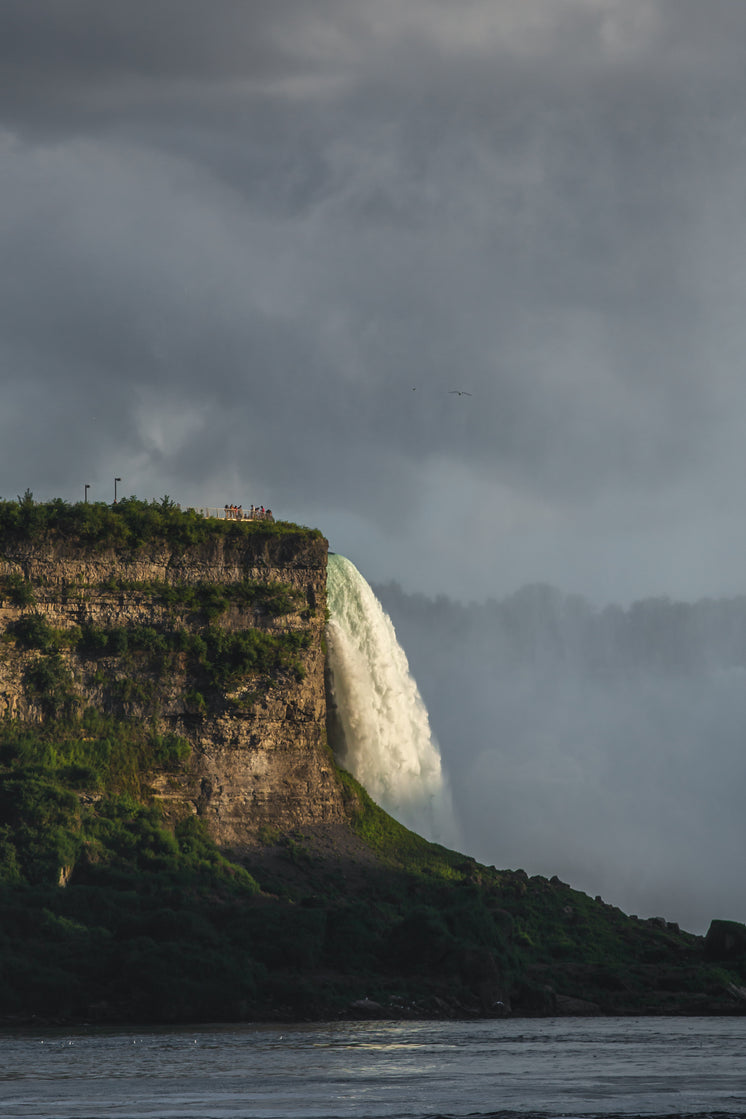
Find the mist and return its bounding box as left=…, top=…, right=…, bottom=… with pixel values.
left=375, top=580, right=746, bottom=934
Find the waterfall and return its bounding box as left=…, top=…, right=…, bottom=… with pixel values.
left=325, top=553, right=457, bottom=845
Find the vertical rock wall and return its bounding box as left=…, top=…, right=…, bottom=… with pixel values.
left=0, top=531, right=350, bottom=847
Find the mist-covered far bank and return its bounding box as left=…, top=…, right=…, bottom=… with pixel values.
left=374, top=580, right=746, bottom=935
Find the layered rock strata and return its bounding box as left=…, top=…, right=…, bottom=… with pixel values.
left=0, top=531, right=349, bottom=847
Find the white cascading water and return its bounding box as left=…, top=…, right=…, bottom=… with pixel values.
left=325, top=553, right=457, bottom=845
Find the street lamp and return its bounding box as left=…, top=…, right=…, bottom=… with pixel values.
left=84, top=484, right=90, bottom=503
left=114, top=477, right=121, bottom=504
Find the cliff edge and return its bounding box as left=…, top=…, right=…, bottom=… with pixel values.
left=0, top=497, right=347, bottom=848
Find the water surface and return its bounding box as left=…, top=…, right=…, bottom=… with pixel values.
left=1, top=1016, right=744, bottom=1119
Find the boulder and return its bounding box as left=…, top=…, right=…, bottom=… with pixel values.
left=705, top=919, right=746, bottom=960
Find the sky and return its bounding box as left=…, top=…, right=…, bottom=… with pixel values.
left=3, top=0, right=746, bottom=606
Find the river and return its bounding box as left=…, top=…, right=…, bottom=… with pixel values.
left=1, top=1016, right=744, bottom=1118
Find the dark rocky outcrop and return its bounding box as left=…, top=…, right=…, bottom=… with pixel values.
left=705, top=919, right=746, bottom=961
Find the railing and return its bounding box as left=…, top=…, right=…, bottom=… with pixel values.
left=189, top=506, right=274, bottom=522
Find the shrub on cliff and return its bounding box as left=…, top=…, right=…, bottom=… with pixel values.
left=0, top=573, right=35, bottom=606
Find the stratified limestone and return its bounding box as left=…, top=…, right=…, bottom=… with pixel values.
left=0, top=531, right=349, bottom=847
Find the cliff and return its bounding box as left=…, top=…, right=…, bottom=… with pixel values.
left=0, top=499, right=348, bottom=849
left=2, top=498, right=746, bottom=1025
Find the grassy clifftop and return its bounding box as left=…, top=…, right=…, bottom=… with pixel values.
left=0, top=491, right=324, bottom=550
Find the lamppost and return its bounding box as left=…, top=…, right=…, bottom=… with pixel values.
left=84, top=484, right=90, bottom=503
left=114, top=477, right=121, bottom=504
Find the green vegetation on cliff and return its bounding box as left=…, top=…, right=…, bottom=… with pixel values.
left=10, top=612, right=311, bottom=690
left=0, top=497, right=745, bottom=1024
left=0, top=494, right=345, bottom=1022
left=2, top=734, right=745, bottom=1023
left=0, top=492, right=323, bottom=550
left=0, top=497, right=318, bottom=728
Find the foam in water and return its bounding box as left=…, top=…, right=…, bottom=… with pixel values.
left=326, top=553, right=457, bottom=845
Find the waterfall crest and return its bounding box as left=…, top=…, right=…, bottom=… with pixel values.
left=326, top=553, right=456, bottom=845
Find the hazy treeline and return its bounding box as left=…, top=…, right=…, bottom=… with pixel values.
left=375, top=583, right=746, bottom=678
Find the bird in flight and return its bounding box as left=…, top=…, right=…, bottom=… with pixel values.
left=449, top=390, right=472, bottom=396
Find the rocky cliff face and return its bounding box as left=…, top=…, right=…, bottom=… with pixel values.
left=0, top=529, right=350, bottom=848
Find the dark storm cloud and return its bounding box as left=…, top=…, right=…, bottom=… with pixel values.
left=2, top=1, right=746, bottom=597
left=1, top=1, right=312, bottom=86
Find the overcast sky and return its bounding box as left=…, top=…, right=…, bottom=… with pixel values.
left=3, top=0, right=746, bottom=605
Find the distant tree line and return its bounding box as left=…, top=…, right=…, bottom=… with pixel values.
left=375, top=580, right=746, bottom=678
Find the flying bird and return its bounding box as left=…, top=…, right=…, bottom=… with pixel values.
left=448, top=390, right=472, bottom=396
